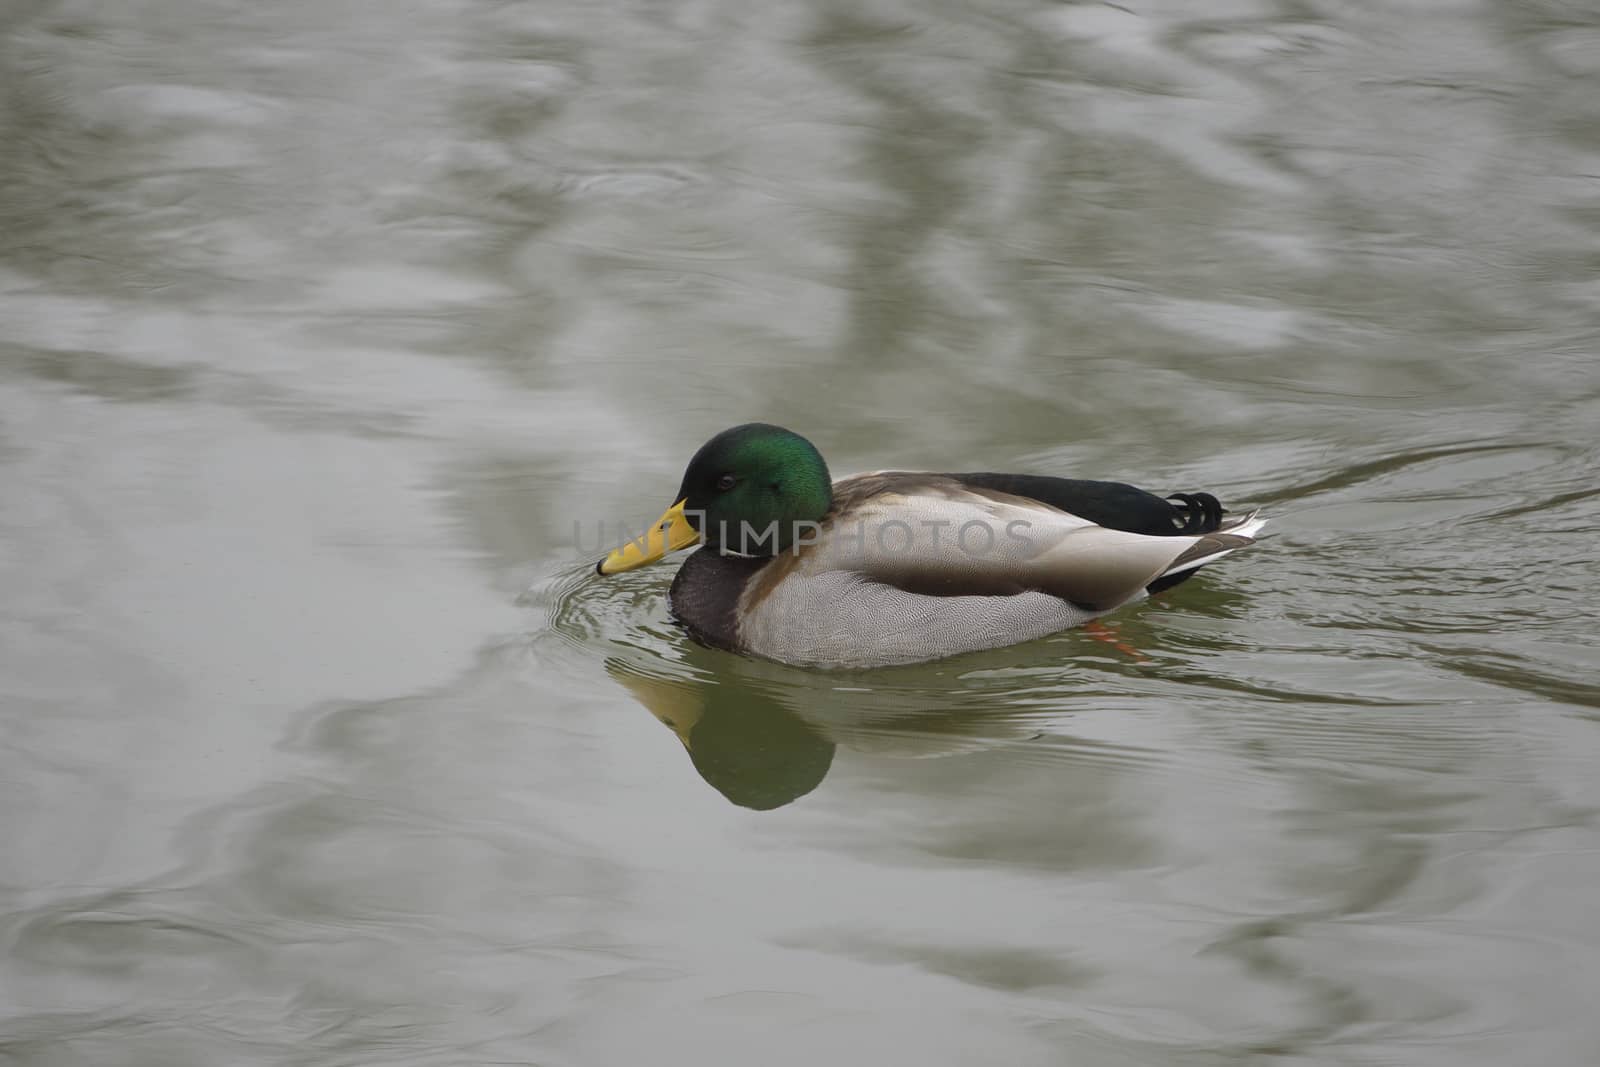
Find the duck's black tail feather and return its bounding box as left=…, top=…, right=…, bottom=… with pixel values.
left=1165, top=492, right=1226, bottom=534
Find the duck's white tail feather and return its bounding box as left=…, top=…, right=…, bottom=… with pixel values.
left=1159, top=510, right=1267, bottom=578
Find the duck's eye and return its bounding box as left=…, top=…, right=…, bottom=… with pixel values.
left=716, top=474, right=737, bottom=491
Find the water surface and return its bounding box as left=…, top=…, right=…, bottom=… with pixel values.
left=3, top=1, right=1599, bottom=1064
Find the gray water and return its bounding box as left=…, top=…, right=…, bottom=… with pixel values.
left=3, top=1, right=1599, bottom=1063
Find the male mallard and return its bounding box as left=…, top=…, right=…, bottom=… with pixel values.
left=597, top=424, right=1265, bottom=669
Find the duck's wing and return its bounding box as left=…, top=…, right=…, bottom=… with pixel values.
left=943, top=472, right=1227, bottom=535
left=813, top=473, right=1261, bottom=611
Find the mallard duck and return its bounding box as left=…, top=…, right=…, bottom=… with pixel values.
left=596, top=424, right=1265, bottom=669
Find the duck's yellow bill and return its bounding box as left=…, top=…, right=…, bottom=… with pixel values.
left=597, top=499, right=700, bottom=575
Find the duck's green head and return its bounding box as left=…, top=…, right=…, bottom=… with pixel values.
left=598, top=424, right=832, bottom=574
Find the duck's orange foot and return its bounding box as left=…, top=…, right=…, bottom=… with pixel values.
left=1082, top=620, right=1149, bottom=662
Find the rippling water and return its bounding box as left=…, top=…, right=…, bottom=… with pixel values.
left=4, top=0, right=1599, bottom=1063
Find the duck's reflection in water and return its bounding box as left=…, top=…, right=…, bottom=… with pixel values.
left=606, top=639, right=1097, bottom=811
left=611, top=657, right=835, bottom=810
